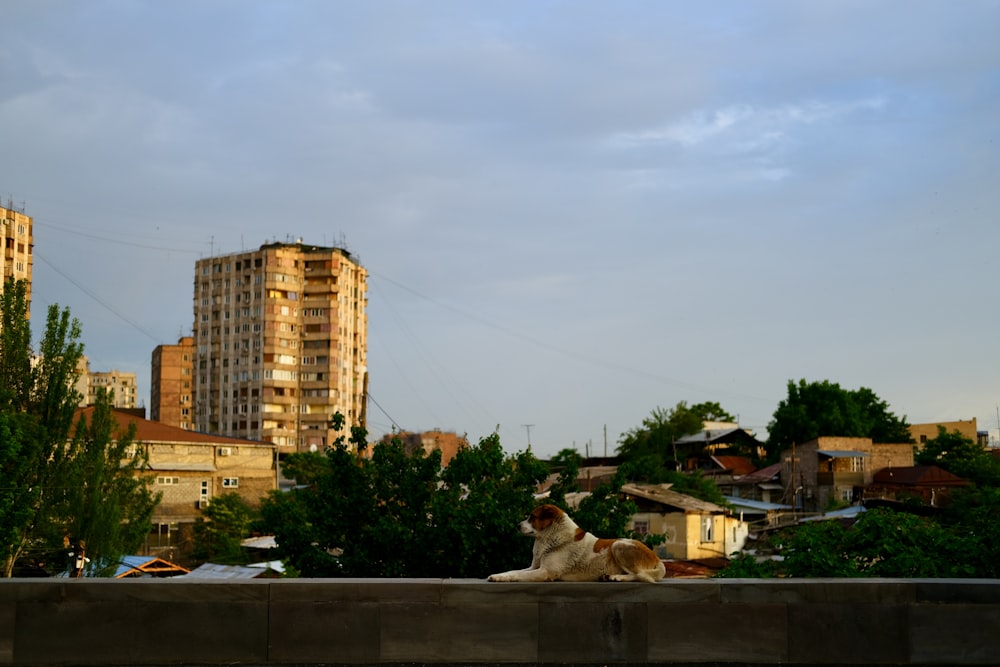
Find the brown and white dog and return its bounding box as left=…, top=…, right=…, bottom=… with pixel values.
left=487, top=504, right=666, bottom=583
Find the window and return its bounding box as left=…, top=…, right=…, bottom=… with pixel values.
left=157, top=476, right=180, bottom=485
left=222, top=477, right=239, bottom=488
left=632, top=520, right=649, bottom=535
left=700, top=516, right=714, bottom=542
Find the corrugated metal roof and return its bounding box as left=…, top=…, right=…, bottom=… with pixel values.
left=181, top=562, right=266, bottom=579
left=724, top=496, right=792, bottom=511
left=817, top=449, right=870, bottom=458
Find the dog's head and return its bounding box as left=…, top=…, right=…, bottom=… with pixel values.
left=519, top=504, right=566, bottom=536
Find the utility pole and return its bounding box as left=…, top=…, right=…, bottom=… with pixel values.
left=522, top=424, right=534, bottom=448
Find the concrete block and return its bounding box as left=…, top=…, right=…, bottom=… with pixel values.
left=381, top=602, right=538, bottom=663
left=910, top=603, right=1000, bottom=664
left=536, top=602, right=647, bottom=664
left=0, top=599, right=13, bottom=666
left=649, top=601, right=788, bottom=663
left=788, top=602, right=908, bottom=664
left=269, top=600, right=380, bottom=663
left=721, top=578, right=916, bottom=605
left=271, top=577, right=442, bottom=604
left=915, top=579, right=1000, bottom=604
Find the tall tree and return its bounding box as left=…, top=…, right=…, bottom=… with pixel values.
left=765, top=379, right=911, bottom=463
left=0, top=279, right=85, bottom=576
left=0, top=278, right=157, bottom=576
left=60, top=391, right=159, bottom=576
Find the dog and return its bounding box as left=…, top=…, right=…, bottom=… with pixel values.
left=487, top=504, right=666, bottom=583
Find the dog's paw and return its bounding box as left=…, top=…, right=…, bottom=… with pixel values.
left=487, top=574, right=503, bottom=582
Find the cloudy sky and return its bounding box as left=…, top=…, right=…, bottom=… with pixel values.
left=4, top=1, right=998, bottom=458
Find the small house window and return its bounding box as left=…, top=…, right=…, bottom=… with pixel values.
left=222, top=477, right=239, bottom=488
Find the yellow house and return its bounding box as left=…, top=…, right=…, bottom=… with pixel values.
left=621, top=483, right=748, bottom=560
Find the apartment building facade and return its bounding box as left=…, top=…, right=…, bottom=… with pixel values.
left=151, top=336, right=195, bottom=429
left=1, top=200, right=33, bottom=318
left=74, top=356, right=139, bottom=409
left=193, top=241, right=368, bottom=452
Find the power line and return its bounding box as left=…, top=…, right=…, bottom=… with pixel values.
left=367, top=392, right=402, bottom=433
left=34, top=251, right=162, bottom=343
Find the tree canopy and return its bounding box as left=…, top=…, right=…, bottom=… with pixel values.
left=765, top=379, right=911, bottom=463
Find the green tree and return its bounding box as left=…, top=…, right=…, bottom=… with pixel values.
left=618, top=401, right=736, bottom=478
left=0, top=278, right=85, bottom=576
left=192, top=492, right=257, bottom=565
left=766, top=380, right=911, bottom=463
left=0, top=279, right=157, bottom=577
left=916, top=427, right=1000, bottom=487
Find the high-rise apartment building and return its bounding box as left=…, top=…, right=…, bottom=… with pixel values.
left=151, top=336, right=195, bottom=429
left=1, top=199, right=33, bottom=318
left=193, top=241, right=368, bottom=452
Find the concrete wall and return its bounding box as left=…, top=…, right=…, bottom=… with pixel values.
left=2, top=578, right=999, bottom=665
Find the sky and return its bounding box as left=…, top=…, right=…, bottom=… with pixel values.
left=3, top=1, right=999, bottom=458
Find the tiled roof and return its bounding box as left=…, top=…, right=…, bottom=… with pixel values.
left=74, top=407, right=268, bottom=447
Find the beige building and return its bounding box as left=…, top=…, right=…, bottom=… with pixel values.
left=75, top=407, right=278, bottom=560
left=151, top=336, right=195, bottom=429
left=193, top=241, right=368, bottom=452
left=621, top=483, right=749, bottom=560
left=74, top=357, right=139, bottom=409
left=909, top=418, right=979, bottom=445
left=780, top=436, right=914, bottom=512
left=1, top=200, right=33, bottom=319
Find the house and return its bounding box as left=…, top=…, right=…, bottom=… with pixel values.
left=725, top=462, right=784, bottom=503
left=779, top=437, right=914, bottom=512
left=863, top=465, right=968, bottom=508
left=675, top=426, right=764, bottom=471
left=620, top=483, right=748, bottom=560
left=74, top=407, right=278, bottom=559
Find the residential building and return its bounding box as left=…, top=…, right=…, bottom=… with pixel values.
left=74, top=407, right=278, bottom=560
left=779, top=437, right=914, bottom=512
left=74, top=356, right=139, bottom=409
left=193, top=241, right=368, bottom=452
left=675, top=425, right=764, bottom=471
left=1, top=199, right=33, bottom=320
left=621, top=483, right=749, bottom=560
left=151, top=336, right=195, bottom=429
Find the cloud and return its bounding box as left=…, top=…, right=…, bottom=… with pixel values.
left=610, top=97, right=887, bottom=150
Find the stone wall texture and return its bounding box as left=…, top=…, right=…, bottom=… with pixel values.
left=2, top=578, right=999, bottom=665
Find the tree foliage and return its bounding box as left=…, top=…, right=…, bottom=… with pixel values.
left=192, top=492, right=258, bottom=565
left=260, top=418, right=652, bottom=577
left=719, top=493, right=1000, bottom=579
left=765, top=379, right=911, bottom=463
left=617, top=401, right=736, bottom=477
left=0, top=278, right=157, bottom=576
